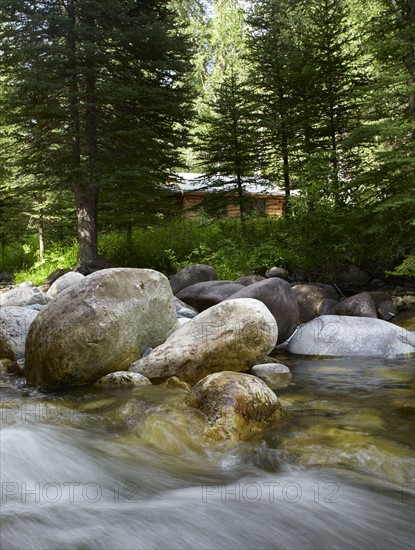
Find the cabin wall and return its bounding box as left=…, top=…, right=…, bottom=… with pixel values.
left=181, top=192, right=285, bottom=219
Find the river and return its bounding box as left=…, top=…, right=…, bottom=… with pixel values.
left=1, top=352, right=414, bottom=550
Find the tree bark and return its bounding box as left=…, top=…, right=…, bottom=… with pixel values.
left=236, top=171, right=247, bottom=238
left=74, top=184, right=100, bottom=274
left=38, top=215, right=44, bottom=261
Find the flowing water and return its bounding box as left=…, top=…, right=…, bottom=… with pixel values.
left=1, top=352, right=414, bottom=550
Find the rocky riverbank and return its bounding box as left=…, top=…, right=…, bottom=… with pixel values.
left=1, top=265, right=414, bottom=442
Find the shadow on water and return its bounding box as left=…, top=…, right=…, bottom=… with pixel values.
left=1, top=355, right=414, bottom=549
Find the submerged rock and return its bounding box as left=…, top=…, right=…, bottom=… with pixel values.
left=251, top=363, right=292, bottom=390
left=95, top=372, right=151, bottom=386
left=287, top=315, right=415, bottom=357
left=185, top=371, right=285, bottom=441
left=130, top=298, right=278, bottom=384
left=25, top=268, right=178, bottom=391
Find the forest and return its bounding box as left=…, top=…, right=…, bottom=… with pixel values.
left=0, top=0, right=414, bottom=283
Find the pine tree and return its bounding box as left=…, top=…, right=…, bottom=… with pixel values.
left=248, top=0, right=300, bottom=216
left=1, top=0, right=192, bottom=272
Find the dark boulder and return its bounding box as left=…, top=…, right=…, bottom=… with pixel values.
left=169, top=264, right=218, bottom=295
left=176, top=280, right=244, bottom=312
left=225, top=278, right=299, bottom=344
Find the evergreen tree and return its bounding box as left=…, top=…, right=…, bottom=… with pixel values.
left=248, top=0, right=300, bottom=216
left=195, top=64, right=258, bottom=234
left=1, top=0, right=191, bottom=272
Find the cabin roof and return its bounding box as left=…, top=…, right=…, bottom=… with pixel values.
left=170, top=173, right=286, bottom=195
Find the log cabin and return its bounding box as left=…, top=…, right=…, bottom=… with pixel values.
left=169, top=173, right=287, bottom=219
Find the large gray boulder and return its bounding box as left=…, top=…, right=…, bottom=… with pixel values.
left=130, top=298, right=278, bottom=384
left=0, top=307, right=39, bottom=360
left=169, top=264, right=218, bottom=295
left=47, top=271, right=85, bottom=299
left=287, top=315, right=415, bottom=357
left=333, top=292, right=378, bottom=318
left=176, top=280, right=244, bottom=312
left=25, top=268, right=178, bottom=391
left=0, top=285, right=48, bottom=308
left=184, top=371, right=285, bottom=441
left=224, top=278, right=299, bottom=344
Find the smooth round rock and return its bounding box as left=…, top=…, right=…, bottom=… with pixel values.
left=287, top=315, right=415, bottom=357
left=224, top=278, right=299, bottom=344
left=130, top=298, right=278, bottom=384
left=47, top=272, right=85, bottom=299
left=95, top=372, right=151, bottom=386
left=265, top=267, right=289, bottom=280
left=333, top=292, right=378, bottom=318
left=176, top=280, right=244, bottom=312
left=185, top=371, right=285, bottom=441
left=25, top=268, right=178, bottom=391
left=251, top=363, right=292, bottom=390
left=169, top=264, right=218, bottom=295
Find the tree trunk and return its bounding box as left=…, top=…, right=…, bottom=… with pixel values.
left=38, top=215, right=45, bottom=261
left=74, top=184, right=101, bottom=274
left=281, top=130, right=291, bottom=218
left=72, top=2, right=103, bottom=274
left=236, top=172, right=247, bottom=238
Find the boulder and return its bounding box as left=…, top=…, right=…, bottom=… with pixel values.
left=173, top=296, right=198, bottom=314
left=224, top=278, right=299, bottom=344
left=0, top=306, right=40, bottom=360
left=47, top=272, right=85, bottom=299
left=161, top=376, right=191, bottom=391
left=0, top=358, right=17, bottom=376
left=130, top=298, right=278, bottom=384
left=0, top=285, right=48, bottom=308
left=265, top=267, right=289, bottom=280
left=234, top=275, right=266, bottom=286
left=377, top=300, right=399, bottom=321
left=169, top=264, right=218, bottom=295
left=25, top=268, right=178, bottom=391
left=287, top=315, right=415, bottom=357
left=95, top=372, right=151, bottom=387
left=293, top=284, right=340, bottom=324
left=333, top=292, right=378, bottom=318
left=368, top=291, right=392, bottom=306
left=45, top=269, right=68, bottom=285
left=251, top=363, right=292, bottom=390
left=0, top=272, right=14, bottom=284
left=176, top=280, right=244, bottom=312
left=184, top=371, right=285, bottom=441
left=317, top=298, right=338, bottom=316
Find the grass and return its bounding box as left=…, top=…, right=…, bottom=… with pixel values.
left=2, top=211, right=414, bottom=286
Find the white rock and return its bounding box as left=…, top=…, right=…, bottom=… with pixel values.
left=287, top=315, right=415, bottom=357
left=0, top=307, right=39, bottom=360
left=0, top=286, right=48, bottom=308
left=47, top=272, right=85, bottom=299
